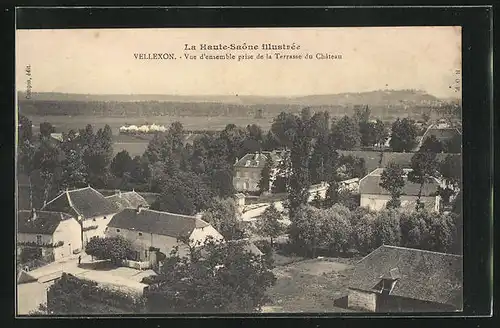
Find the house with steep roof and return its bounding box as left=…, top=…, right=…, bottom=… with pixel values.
left=418, top=124, right=462, bottom=152
left=348, top=245, right=463, bottom=312
left=105, top=190, right=149, bottom=211
left=105, top=207, right=224, bottom=262
left=233, top=151, right=284, bottom=192
left=41, top=186, right=121, bottom=245
left=359, top=168, right=441, bottom=212
left=17, top=209, right=82, bottom=261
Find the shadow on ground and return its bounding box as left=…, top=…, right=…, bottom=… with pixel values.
left=78, top=261, right=118, bottom=271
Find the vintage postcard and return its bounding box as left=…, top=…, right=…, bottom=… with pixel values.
left=16, top=27, right=463, bottom=315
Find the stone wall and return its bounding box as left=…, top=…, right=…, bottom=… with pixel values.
left=348, top=288, right=377, bottom=312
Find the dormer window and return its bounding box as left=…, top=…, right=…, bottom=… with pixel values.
left=374, top=268, right=401, bottom=295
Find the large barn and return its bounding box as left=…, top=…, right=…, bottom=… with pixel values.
left=348, top=245, right=463, bottom=312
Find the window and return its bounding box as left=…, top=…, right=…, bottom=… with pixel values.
left=103, top=216, right=107, bottom=220
left=36, top=235, right=42, bottom=245
left=139, top=232, right=143, bottom=236
left=116, top=229, right=120, bottom=233
left=93, top=218, right=96, bottom=222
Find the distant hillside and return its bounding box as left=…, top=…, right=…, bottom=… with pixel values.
left=19, top=89, right=449, bottom=106
left=18, top=90, right=458, bottom=119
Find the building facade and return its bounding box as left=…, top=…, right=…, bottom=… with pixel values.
left=359, top=168, right=441, bottom=212
left=42, top=186, right=121, bottom=246
left=106, top=207, right=224, bottom=263
left=233, top=151, right=283, bottom=192
left=17, top=210, right=82, bottom=261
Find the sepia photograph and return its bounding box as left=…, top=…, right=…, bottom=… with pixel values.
left=15, top=26, right=463, bottom=315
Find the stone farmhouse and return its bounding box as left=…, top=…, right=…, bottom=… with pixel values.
left=105, top=207, right=224, bottom=264
left=41, top=186, right=122, bottom=245
left=348, top=245, right=463, bottom=312
left=233, top=151, right=284, bottom=192
left=17, top=209, right=82, bottom=261
left=359, top=168, right=441, bottom=212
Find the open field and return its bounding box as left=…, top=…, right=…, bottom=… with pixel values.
left=263, top=257, right=359, bottom=313
left=26, top=115, right=274, bottom=135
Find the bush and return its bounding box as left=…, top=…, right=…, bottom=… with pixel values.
left=253, top=240, right=273, bottom=254
left=85, top=236, right=134, bottom=265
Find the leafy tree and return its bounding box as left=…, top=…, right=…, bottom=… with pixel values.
left=269, top=112, right=299, bottom=149
left=330, top=115, right=361, bottom=150
left=129, top=155, right=150, bottom=184
left=445, top=133, right=462, bottom=153
left=321, top=204, right=353, bottom=253
left=337, top=189, right=360, bottom=211
left=351, top=210, right=376, bottom=254
left=85, top=236, right=134, bottom=265
left=309, top=111, right=330, bottom=138
left=255, top=203, right=285, bottom=247
left=18, top=114, right=33, bottom=146
left=60, top=131, right=88, bottom=189
left=324, top=181, right=340, bottom=208
left=246, top=124, right=264, bottom=144
left=287, top=114, right=313, bottom=214
left=353, top=105, right=371, bottom=124
left=359, top=121, right=378, bottom=147
left=144, top=133, right=168, bottom=164
left=420, top=135, right=445, bottom=153
left=408, top=151, right=438, bottom=209
left=39, top=122, right=56, bottom=139
left=373, top=209, right=401, bottom=247
left=168, top=121, right=184, bottom=153
left=110, top=150, right=133, bottom=178
left=145, top=237, right=276, bottom=313
left=32, top=138, right=64, bottom=205
left=373, top=119, right=389, bottom=148
left=220, top=124, right=248, bottom=164
left=46, top=273, right=145, bottom=314
left=257, top=156, right=273, bottom=194
left=390, top=118, right=418, bottom=152
left=336, top=155, right=366, bottom=180
left=309, top=134, right=338, bottom=184
left=202, top=197, right=245, bottom=240
left=151, top=171, right=213, bottom=215
left=399, top=210, right=431, bottom=249
left=439, top=155, right=462, bottom=189
left=379, top=162, right=405, bottom=209
left=426, top=212, right=457, bottom=253
left=210, top=168, right=235, bottom=198
left=288, top=205, right=323, bottom=258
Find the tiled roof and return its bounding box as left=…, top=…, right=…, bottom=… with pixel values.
left=359, top=168, right=439, bottom=197
left=198, top=238, right=263, bottom=258
left=17, top=210, right=73, bottom=235
left=422, top=125, right=461, bottom=144
left=234, top=151, right=283, bottom=168
left=42, top=187, right=120, bottom=219
left=106, top=191, right=149, bottom=211
left=349, top=245, right=463, bottom=308
left=337, top=150, right=460, bottom=173
left=108, top=208, right=210, bottom=238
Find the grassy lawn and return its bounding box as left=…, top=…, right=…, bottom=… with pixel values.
left=264, top=256, right=360, bottom=313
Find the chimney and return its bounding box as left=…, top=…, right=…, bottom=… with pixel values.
left=136, top=204, right=143, bottom=214
left=115, top=189, right=121, bottom=197
left=31, top=208, right=37, bottom=220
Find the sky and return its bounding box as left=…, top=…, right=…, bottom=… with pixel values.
left=16, top=27, right=462, bottom=98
